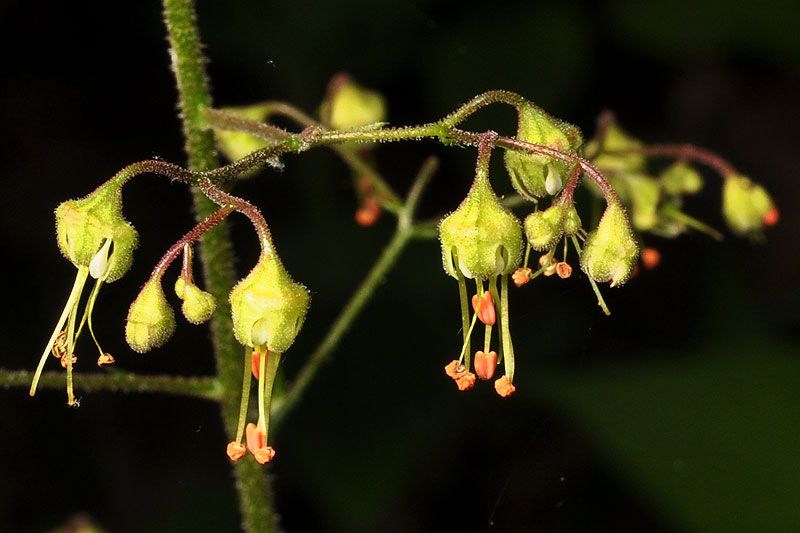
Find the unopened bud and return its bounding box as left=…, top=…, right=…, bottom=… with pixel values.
left=580, top=202, right=639, bottom=287
left=524, top=205, right=563, bottom=251
left=722, top=175, right=775, bottom=235
left=660, top=161, right=703, bottom=195
left=181, top=284, right=217, bottom=325
left=125, top=277, right=176, bottom=353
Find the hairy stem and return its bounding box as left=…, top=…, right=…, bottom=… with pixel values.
left=162, top=1, right=277, bottom=531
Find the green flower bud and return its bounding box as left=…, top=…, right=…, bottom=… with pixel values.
left=580, top=202, right=639, bottom=287
left=563, top=204, right=582, bottom=236
left=623, top=173, right=661, bottom=231
left=524, top=205, right=563, bottom=251
left=126, top=276, right=176, bottom=353
left=586, top=122, right=646, bottom=173
left=216, top=104, right=272, bottom=163
left=229, top=255, right=310, bottom=352
left=321, top=74, right=386, bottom=130
left=174, top=276, right=187, bottom=299
left=504, top=101, right=583, bottom=200
left=55, top=180, right=138, bottom=282
left=180, top=284, right=217, bottom=325
left=439, top=176, right=523, bottom=280
left=660, top=161, right=703, bottom=195
left=722, top=175, right=774, bottom=235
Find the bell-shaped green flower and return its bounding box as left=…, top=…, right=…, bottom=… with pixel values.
left=215, top=104, right=273, bottom=163
left=126, top=276, right=176, bottom=353
left=586, top=121, right=646, bottom=173
left=229, top=254, right=310, bottom=352
left=504, top=101, right=583, bottom=200
left=524, top=205, right=564, bottom=251
left=623, top=173, right=661, bottom=231
left=580, top=202, right=639, bottom=287
left=55, top=179, right=138, bottom=283
left=722, top=175, right=775, bottom=235
left=660, top=161, right=703, bottom=195
left=320, top=74, right=386, bottom=130
left=439, top=176, right=523, bottom=280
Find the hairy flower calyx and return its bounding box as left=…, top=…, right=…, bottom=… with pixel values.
left=125, top=275, right=176, bottom=353
left=504, top=100, right=583, bottom=200
left=580, top=202, right=639, bottom=287
left=439, top=176, right=523, bottom=280
left=229, top=253, right=310, bottom=352
left=56, top=179, right=138, bottom=283
left=722, top=175, right=777, bottom=236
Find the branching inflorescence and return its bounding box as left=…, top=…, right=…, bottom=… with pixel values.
left=30, top=77, right=777, bottom=465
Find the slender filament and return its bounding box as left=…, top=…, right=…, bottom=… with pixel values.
left=234, top=347, right=254, bottom=444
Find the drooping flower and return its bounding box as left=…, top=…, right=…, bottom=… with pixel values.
left=32, top=176, right=138, bottom=405
left=439, top=160, right=523, bottom=397
left=225, top=250, right=310, bottom=463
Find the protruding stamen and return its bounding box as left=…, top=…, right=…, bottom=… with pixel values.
left=471, top=289, right=496, bottom=326
left=494, top=375, right=516, bottom=397
left=234, top=347, right=254, bottom=447
left=251, top=349, right=261, bottom=380
left=498, top=274, right=515, bottom=383
left=31, top=266, right=89, bottom=397
left=512, top=268, right=532, bottom=287
left=572, top=235, right=610, bottom=316
left=763, top=205, right=779, bottom=226
left=641, top=248, right=661, bottom=270
left=474, top=350, right=497, bottom=381
left=97, top=353, right=115, bottom=367
left=444, top=360, right=476, bottom=391
left=456, top=269, right=471, bottom=370
left=556, top=262, right=572, bottom=279
left=226, top=441, right=246, bottom=461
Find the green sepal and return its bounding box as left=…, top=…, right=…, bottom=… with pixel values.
left=229, top=254, right=310, bottom=352
left=587, top=122, right=646, bottom=173
left=722, top=175, right=774, bottom=235
left=580, top=202, right=639, bottom=286
left=660, top=161, right=703, bottom=195
left=439, top=176, right=523, bottom=280
left=125, top=276, right=176, bottom=353
left=55, top=179, right=138, bottom=283
left=504, top=101, right=583, bottom=200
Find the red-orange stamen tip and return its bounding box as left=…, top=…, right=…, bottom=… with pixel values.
left=512, top=268, right=532, bottom=287
left=556, top=262, right=573, bottom=279
left=355, top=198, right=381, bottom=226
left=251, top=350, right=261, bottom=380
left=641, top=248, right=661, bottom=270
left=245, top=422, right=262, bottom=454
left=97, top=353, right=115, bottom=368
left=456, top=372, right=476, bottom=391
left=253, top=446, right=276, bottom=464
left=226, top=441, right=246, bottom=461
left=763, top=205, right=779, bottom=226
left=474, top=350, right=497, bottom=381
left=494, top=376, right=516, bottom=397
left=444, top=360, right=460, bottom=379
left=471, top=292, right=496, bottom=325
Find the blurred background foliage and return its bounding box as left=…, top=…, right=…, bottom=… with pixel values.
left=1, top=0, right=798, bottom=531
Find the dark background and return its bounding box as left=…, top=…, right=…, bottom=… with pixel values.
left=1, top=1, right=799, bottom=531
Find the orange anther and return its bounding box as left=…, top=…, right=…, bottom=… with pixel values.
left=556, top=262, right=573, bottom=279
left=245, top=422, right=263, bottom=454
left=226, top=441, right=246, bottom=461
left=355, top=202, right=381, bottom=226
left=471, top=291, right=496, bottom=325
left=641, top=248, right=661, bottom=270
left=60, top=353, right=77, bottom=369
left=474, top=350, right=497, bottom=381
left=512, top=268, right=532, bottom=287
left=763, top=205, right=779, bottom=226
left=444, top=360, right=460, bottom=379
left=251, top=350, right=261, bottom=380
left=494, top=375, right=516, bottom=397
left=445, top=359, right=476, bottom=391
left=97, top=353, right=115, bottom=368
left=538, top=254, right=553, bottom=267
left=253, top=446, right=276, bottom=464
left=455, top=372, right=476, bottom=391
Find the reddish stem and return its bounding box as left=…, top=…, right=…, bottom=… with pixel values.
left=198, top=180, right=274, bottom=256
left=623, top=144, right=739, bottom=178
left=152, top=205, right=234, bottom=278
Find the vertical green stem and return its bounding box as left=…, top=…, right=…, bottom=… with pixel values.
left=162, top=1, right=277, bottom=531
